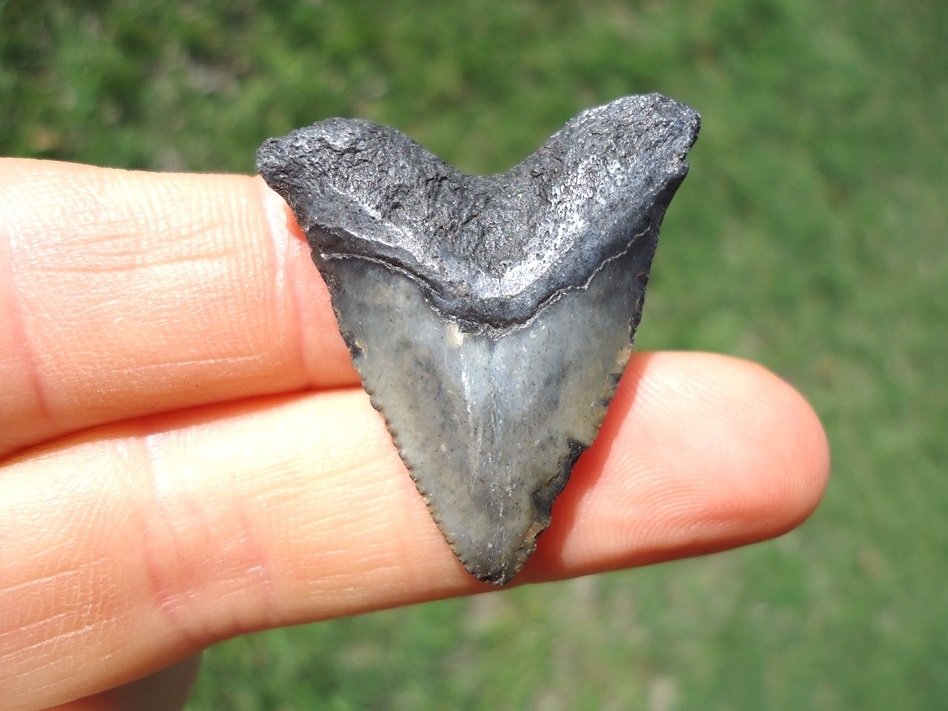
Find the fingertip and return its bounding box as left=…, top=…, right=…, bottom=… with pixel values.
left=751, top=360, right=831, bottom=531
left=529, top=352, right=830, bottom=578
left=655, top=353, right=830, bottom=535
left=680, top=354, right=830, bottom=536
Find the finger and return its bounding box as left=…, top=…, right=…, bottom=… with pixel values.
left=525, top=351, right=830, bottom=579
left=0, top=352, right=829, bottom=710
left=0, top=159, right=357, bottom=457
left=47, top=655, right=201, bottom=711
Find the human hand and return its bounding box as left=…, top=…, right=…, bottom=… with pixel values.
left=0, top=159, right=829, bottom=711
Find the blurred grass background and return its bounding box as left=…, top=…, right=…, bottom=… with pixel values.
left=2, top=0, right=946, bottom=708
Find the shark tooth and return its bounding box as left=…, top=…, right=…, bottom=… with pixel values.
left=257, top=94, right=699, bottom=585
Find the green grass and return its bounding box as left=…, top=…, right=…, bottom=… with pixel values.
left=3, top=0, right=946, bottom=708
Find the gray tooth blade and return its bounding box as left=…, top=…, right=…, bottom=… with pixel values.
left=257, top=94, right=700, bottom=585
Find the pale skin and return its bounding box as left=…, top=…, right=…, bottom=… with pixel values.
left=0, top=158, right=830, bottom=711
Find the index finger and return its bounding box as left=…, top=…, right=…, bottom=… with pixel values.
left=0, top=159, right=358, bottom=457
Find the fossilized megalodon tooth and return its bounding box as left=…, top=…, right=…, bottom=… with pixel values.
left=257, top=94, right=699, bottom=585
